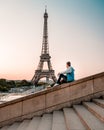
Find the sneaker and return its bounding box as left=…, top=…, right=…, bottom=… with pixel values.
left=47, top=85, right=51, bottom=89
left=53, top=83, right=59, bottom=87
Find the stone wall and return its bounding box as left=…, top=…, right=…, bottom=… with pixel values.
left=0, top=72, right=104, bottom=127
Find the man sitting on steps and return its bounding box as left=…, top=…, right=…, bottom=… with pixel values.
left=53, top=61, right=75, bottom=86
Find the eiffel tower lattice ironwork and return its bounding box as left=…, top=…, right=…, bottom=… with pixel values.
left=32, top=8, right=57, bottom=85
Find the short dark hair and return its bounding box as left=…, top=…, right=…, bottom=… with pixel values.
left=66, top=61, right=71, bottom=66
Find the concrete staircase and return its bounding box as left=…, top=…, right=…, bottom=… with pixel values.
left=0, top=98, right=104, bottom=130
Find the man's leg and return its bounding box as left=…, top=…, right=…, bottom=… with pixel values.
left=61, top=79, right=67, bottom=84
left=57, top=74, right=67, bottom=85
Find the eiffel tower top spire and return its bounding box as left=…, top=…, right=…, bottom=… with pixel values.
left=45, top=5, right=47, bottom=13
left=41, top=7, right=49, bottom=54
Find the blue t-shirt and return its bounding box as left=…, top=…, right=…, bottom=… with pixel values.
left=67, top=67, right=75, bottom=82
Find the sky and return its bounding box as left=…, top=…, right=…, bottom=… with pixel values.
left=0, top=0, right=104, bottom=80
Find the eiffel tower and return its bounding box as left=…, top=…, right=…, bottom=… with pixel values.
left=32, top=8, right=57, bottom=85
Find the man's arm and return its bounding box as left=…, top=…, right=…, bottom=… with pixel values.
left=60, top=67, right=72, bottom=74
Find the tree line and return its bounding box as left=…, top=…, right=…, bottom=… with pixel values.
left=0, top=79, right=32, bottom=92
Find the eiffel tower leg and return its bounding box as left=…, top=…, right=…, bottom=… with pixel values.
left=52, top=75, right=57, bottom=83
left=37, top=60, right=44, bottom=70
left=34, top=77, right=40, bottom=86
left=47, top=60, right=52, bottom=70
left=31, top=75, right=35, bottom=83
left=32, top=72, right=40, bottom=86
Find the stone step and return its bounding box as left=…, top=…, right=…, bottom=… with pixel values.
left=63, top=108, right=86, bottom=130
left=7, top=123, right=20, bottom=130
left=52, top=111, right=67, bottom=130
left=16, top=120, right=30, bottom=130
left=73, top=105, right=104, bottom=130
left=37, top=114, right=52, bottom=130
left=0, top=126, right=9, bottom=130
left=83, top=102, right=104, bottom=122
left=93, top=99, right=104, bottom=108
left=26, top=117, right=41, bottom=130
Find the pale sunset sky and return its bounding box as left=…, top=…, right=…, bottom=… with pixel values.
left=0, top=0, right=104, bottom=80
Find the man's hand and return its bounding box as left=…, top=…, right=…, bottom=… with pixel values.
left=57, top=73, right=60, bottom=76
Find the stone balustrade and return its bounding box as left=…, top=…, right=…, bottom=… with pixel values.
left=0, top=72, right=104, bottom=127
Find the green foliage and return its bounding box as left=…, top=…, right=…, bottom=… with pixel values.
left=0, top=79, right=7, bottom=86
left=6, top=81, right=16, bottom=89
left=0, top=85, right=9, bottom=92
left=0, top=79, right=32, bottom=92
left=16, top=80, right=32, bottom=87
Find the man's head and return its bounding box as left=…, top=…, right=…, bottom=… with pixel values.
left=66, top=61, right=71, bottom=68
